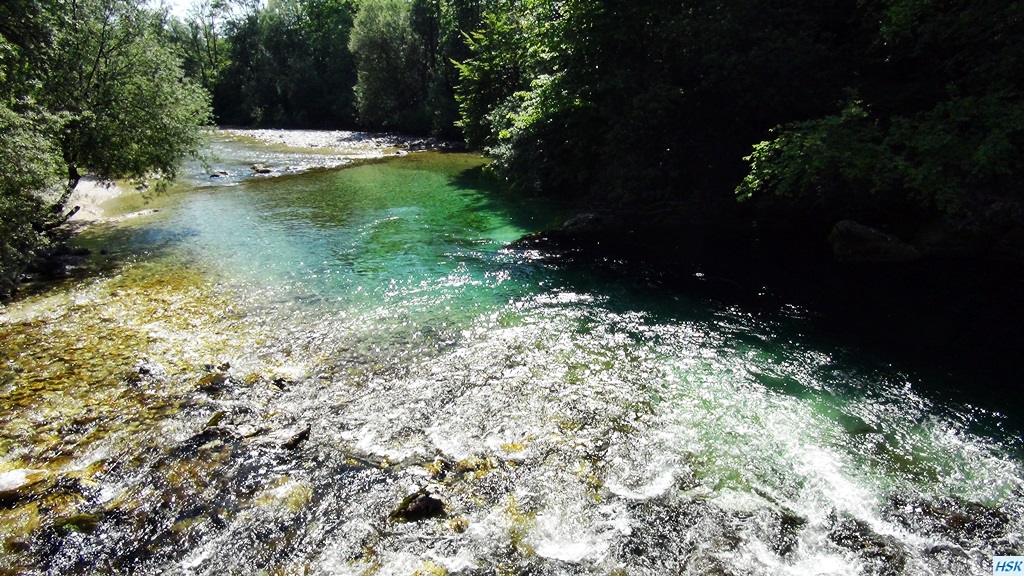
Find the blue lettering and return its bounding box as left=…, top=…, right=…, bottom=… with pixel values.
left=995, top=560, right=1024, bottom=572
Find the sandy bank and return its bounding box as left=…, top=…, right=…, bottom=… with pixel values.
left=67, top=178, right=127, bottom=223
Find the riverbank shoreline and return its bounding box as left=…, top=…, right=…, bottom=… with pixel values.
left=65, top=177, right=128, bottom=225
left=219, top=127, right=466, bottom=156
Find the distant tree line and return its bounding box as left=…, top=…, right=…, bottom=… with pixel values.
left=177, top=0, right=1022, bottom=232
left=3, top=0, right=1021, bottom=295
left=168, top=0, right=481, bottom=136
left=453, top=0, right=1023, bottom=236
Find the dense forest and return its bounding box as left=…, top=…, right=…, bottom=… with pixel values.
left=2, top=0, right=1023, bottom=296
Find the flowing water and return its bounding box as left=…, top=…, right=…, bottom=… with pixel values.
left=1, top=132, right=1021, bottom=575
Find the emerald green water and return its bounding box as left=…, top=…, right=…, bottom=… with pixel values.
left=1, top=135, right=1021, bottom=575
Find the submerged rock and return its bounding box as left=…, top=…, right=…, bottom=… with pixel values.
left=753, top=508, right=808, bottom=557
left=886, top=495, right=1011, bottom=549
left=131, top=360, right=168, bottom=384
left=827, top=513, right=907, bottom=576
left=205, top=411, right=227, bottom=428
left=252, top=423, right=311, bottom=450
left=390, top=490, right=446, bottom=522
left=251, top=163, right=272, bottom=174
left=24, top=243, right=92, bottom=281
left=279, top=424, right=310, bottom=450
left=510, top=212, right=619, bottom=252
left=53, top=512, right=103, bottom=535
left=253, top=477, right=313, bottom=512
left=683, top=552, right=735, bottom=576
left=197, top=371, right=231, bottom=394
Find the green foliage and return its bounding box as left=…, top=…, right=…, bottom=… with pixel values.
left=455, top=8, right=530, bottom=150
left=738, top=0, right=1024, bottom=217
left=215, top=0, right=358, bottom=127
left=737, top=101, right=891, bottom=208
left=40, top=0, right=212, bottom=184
left=166, top=0, right=231, bottom=95
left=0, top=0, right=212, bottom=296
left=197, top=0, right=481, bottom=134
left=456, top=0, right=602, bottom=193
left=415, top=0, right=483, bottom=137
left=349, top=0, right=429, bottom=131
left=456, top=0, right=866, bottom=202
left=450, top=0, right=1022, bottom=231
left=0, top=105, right=62, bottom=295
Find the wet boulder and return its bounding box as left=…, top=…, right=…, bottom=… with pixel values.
left=915, top=201, right=1024, bottom=260
left=390, top=490, right=446, bottom=522
left=829, top=220, right=921, bottom=262
left=197, top=370, right=231, bottom=394
left=920, top=543, right=974, bottom=575
left=251, top=163, right=272, bottom=174
left=509, top=212, right=623, bottom=253
left=130, top=360, right=168, bottom=385
left=616, top=497, right=739, bottom=573
left=277, top=424, right=311, bottom=450
left=752, top=508, right=808, bottom=557
left=0, top=469, right=50, bottom=505
left=250, top=423, right=311, bottom=450
left=683, top=552, right=735, bottom=576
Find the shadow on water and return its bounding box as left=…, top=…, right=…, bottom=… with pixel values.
left=540, top=242, right=1024, bottom=445
left=5, top=142, right=1022, bottom=575
left=11, top=222, right=203, bottom=300
left=448, top=164, right=572, bottom=236
left=80, top=224, right=202, bottom=270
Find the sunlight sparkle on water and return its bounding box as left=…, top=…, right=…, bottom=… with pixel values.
left=1, top=133, right=1020, bottom=576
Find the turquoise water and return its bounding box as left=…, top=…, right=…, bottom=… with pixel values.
left=1, top=136, right=1021, bottom=575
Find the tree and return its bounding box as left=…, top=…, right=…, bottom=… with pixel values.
left=738, top=0, right=1024, bottom=225
left=41, top=0, right=211, bottom=205
left=166, top=0, right=231, bottom=95
left=214, top=0, right=358, bottom=127
left=197, top=0, right=476, bottom=134
left=409, top=0, right=483, bottom=137
left=455, top=5, right=529, bottom=149
left=0, top=106, right=64, bottom=295
left=348, top=0, right=428, bottom=131
left=455, top=0, right=869, bottom=202
left=0, top=0, right=211, bottom=297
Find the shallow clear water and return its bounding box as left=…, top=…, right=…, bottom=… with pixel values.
left=1, top=134, right=1021, bottom=575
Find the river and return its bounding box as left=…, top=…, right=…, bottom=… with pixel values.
left=0, top=131, right=1021, bottom=575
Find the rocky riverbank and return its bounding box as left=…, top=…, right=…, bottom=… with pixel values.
left=221, top=128, right=465, bottom=156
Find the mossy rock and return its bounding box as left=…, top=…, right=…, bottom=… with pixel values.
left=0, top=469, right=50, bottom=506
left=53, top=512, right=103, bottom=535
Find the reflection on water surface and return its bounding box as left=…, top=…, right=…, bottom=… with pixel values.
left=0, top=134, right=1020, bottom=575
